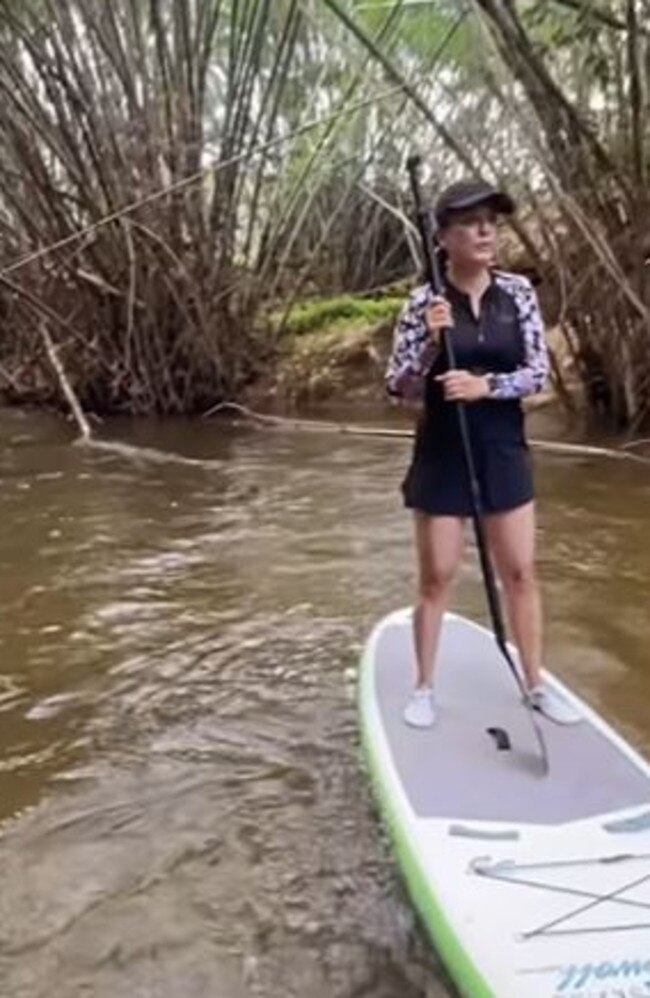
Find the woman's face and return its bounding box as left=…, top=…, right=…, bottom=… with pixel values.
left=439, top=205, right=498, bottom=268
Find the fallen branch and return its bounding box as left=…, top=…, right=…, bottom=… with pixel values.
left=39, top=321, right=92, bottom=441
left=84, top=439, right=223, bottom=470
left=621, top=437, right=650, bottom=450
left=31, top=319, right=223, bottom=470
left=205, top=401, right=650, bottom=466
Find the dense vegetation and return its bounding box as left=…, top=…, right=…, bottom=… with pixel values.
left=0, top=1, right=648, bottom=427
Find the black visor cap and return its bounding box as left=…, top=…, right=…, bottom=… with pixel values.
left=435, top=180, right=515, bottom=228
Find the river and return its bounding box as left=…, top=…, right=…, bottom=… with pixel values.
left=0, top=406, right=648, bottom=998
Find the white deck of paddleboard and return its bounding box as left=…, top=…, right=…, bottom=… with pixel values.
left=362, top=608, right=650, bottom=998
left=375, top=611, right=650, bottom=824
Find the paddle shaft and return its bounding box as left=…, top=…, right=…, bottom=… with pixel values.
left=406, top=158, right=549, bottom=776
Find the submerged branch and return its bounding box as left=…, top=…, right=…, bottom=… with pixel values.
left=204, top=403, right=650, bottom=467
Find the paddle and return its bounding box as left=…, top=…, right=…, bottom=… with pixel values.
left=406, top=154, right=549, bottom=777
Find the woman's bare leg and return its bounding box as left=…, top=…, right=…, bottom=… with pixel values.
left=412, top=513, right=466, bottom=688
left=485, top=500, right=581, bottom=724
left=485, top=501, right=541, bottom=689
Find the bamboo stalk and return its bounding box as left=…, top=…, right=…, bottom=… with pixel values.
left=0, top=0, right=648, bottom=427
left=626, top=0, right=645, bottom=184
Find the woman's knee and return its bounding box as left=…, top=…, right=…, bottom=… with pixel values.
left=418, top=566, right=457, bottom=603
left=500, top=560, right=537, bottom=594
left=414, top=514, right=464, bottom=604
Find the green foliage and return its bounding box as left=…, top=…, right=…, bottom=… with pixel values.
left=278, top=294, right=403, bottom=336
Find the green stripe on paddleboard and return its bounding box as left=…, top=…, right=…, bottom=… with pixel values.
left=358, top=642, right=495, bottom=998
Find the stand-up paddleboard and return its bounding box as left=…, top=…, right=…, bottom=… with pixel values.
left=359, top=607, right=650, bottom=998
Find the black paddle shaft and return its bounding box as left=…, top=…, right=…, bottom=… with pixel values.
left=406, top=155, right=549, bottom=774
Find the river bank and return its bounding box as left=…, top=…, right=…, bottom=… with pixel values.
left=245, top=289, right=569, bottom=434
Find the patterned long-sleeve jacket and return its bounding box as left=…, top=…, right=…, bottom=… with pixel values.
left=385, top=271, right=550, bottom=402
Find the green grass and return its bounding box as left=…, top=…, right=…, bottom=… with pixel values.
left=277, top=294, right=403, bottom=337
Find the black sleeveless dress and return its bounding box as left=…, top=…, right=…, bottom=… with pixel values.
left=402, top=278, right=534, bottom=517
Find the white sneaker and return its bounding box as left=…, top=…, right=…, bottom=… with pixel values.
left=527, top=683, right=582, bottom=725
left=403, top=688, right=436, bottom=728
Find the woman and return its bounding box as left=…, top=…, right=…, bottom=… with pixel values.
left=386, top=179, right=580, bottom=729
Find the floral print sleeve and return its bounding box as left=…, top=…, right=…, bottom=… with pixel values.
left=385, top=285, right=440, bottom=400
left=487, top=273, right=550, bottom=400
left=386, top=272, right=549, bottom=401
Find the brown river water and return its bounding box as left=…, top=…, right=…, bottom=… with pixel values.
left=0, top=406, right=648, bottom=998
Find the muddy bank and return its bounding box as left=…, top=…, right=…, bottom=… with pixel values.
left=246, top=300, right=563, bottom=418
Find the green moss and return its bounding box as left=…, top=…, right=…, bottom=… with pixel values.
left=277, top=294, right=403, bottom=337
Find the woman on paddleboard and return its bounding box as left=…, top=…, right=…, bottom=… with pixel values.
left=386, top=179, right=580, bottom=729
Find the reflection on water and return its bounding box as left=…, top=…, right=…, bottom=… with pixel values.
left=0, top=407, right=648, bottom=997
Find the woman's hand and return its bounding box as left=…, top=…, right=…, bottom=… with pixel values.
left=435, top=370, right=489, bottom=402
left=425, top=297, right=453, bottom=342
